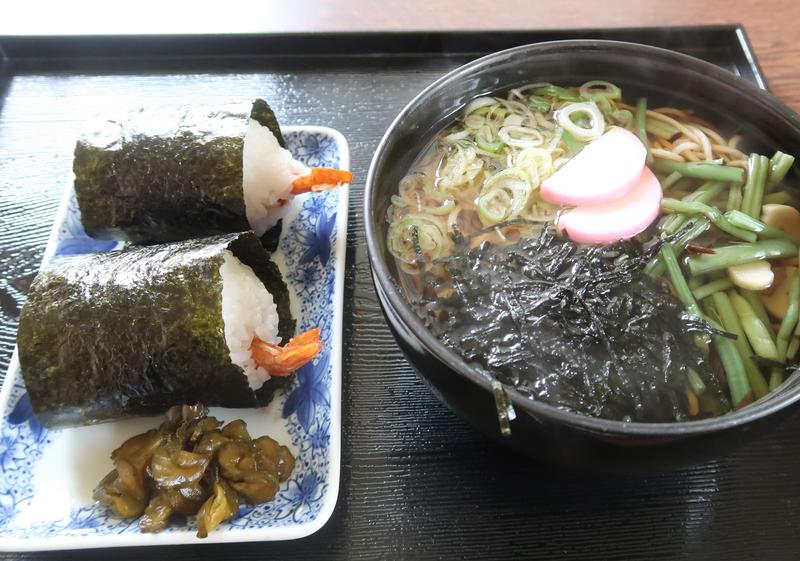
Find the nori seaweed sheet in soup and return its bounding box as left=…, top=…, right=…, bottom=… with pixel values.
left=413, top=227, right=730, bottom=422
left=73, top=100, right=285, bottom=244
left=17, top=231, right=295, bottom=427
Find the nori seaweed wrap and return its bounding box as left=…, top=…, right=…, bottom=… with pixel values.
left=17, top=231, right=298, bottom=427
left=73, top=100, right=293, bottom=243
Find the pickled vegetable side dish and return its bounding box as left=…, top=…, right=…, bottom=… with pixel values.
left=94, top=403, right=295, bottom=537
left=387, top=80, right=798, bottom=423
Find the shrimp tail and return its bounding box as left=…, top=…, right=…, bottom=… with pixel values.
left=291, top=168, right=353, bottom=195
left=250, top=328, right=322, bottom=377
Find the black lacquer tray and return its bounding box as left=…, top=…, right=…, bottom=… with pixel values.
left=2, top=26, right=798, bottom=561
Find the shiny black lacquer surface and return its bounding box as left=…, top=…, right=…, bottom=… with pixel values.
left=1, top=28, right=799, bottom=560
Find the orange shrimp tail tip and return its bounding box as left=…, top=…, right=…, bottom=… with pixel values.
left=250, top=328, right=323, bottom=377
left=291, top=168, right=354, bottom=195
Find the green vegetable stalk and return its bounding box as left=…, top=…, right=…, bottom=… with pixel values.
left=741, top=154, right=770, bottom=218
left=765, top=151, right=796, bottom=192
left=646, top=119, right=679, bottom=140
left=787, top=335, right=800, bottom=361
left=771, top=274, right=800, bottom=389
left=741, top=290, right=775, bottom=339
left=661, top=198, right=756, bottom=242
left=725, top=209, right=800, bottom=244
left=729, top=291, right=779, bottom=361
left=763, top=191, right=792, bottom=205
left=660, top=244, right=703, bottom=317
left=661, top=171, right=683, bottom=190
left=710, top=292, right=769, bottom=399
left=727, top=183, right=743, bottom=213
left=660, top=182, right=723, bottom=236
left=686, top=240, right=797, bottom=275
left=635, top=98, right=651, bottom=164
left=713, top=335, right=754, bottom=409
left=782, top=274, right=800, bottom=345
left=653, top=158, right=745, bottom=184
left=692, top=278, right=734, bottom=301
left=646, top=219, right=711, bottom=277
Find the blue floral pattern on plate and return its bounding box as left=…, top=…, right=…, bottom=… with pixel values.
left=0, top=126, right=348, bottom=550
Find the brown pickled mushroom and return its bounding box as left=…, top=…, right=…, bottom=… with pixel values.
left=93, top=403, right=295, bottom=538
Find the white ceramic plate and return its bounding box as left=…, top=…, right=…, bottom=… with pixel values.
left=0, top=125, right=348, bottom=551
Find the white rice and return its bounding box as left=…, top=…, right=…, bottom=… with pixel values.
left=220, top=250, right=281, bottom=390
left=242, top=119, right=309, bottom=236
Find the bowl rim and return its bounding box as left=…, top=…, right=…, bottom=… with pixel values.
left=364, top=38, right=800, bottom=437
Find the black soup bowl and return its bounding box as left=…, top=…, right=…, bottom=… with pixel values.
left=364, top=40, right=800, bottom=472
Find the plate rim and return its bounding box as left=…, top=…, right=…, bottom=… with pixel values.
left=0, top=124, right=349, bottom=551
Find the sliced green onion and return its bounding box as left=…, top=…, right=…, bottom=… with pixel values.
left=464, top=97, right=497, bottom=114
left=515, top=147, right=554, bottom=182
left=476, top=171, right=533, bottom=225
left=561, top=129, right=585, bottom=154
left=486, top=107, right=507, bottom=121
left=476, top=136, right=505, bottom=153
left=532, top=84, right=582, bottom=102
left=443, top=129, right=471, bottom=143
left=387, top=214, right=446, bottom=266
left=610, top=109, right=633, bottom=127
left=398, top=186, right=456, bottom=215
left=498, top=126, right=544, bottom=148
left=477, top=188, right=512, bottom=223
left=436, top=144, right=484, bottom=195
left=555, top=101, right=605, bottom=142
left=579, top=80, right=622, bottom=101
left=527, top=95, right=551, bottom=113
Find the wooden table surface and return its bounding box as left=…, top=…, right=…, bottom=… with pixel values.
left=279, top=0, right=800, bottom=111
left=2, top=0, right=799, bottom=110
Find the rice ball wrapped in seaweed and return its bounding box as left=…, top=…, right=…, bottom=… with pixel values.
left=73, top=99, right=352, bottom=243
left=17, top=231, right=322, bottom=427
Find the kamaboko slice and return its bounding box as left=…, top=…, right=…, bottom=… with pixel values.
left=541, top=127, right=647, bottom=206
left=557, top=166, right=662, bottom=244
